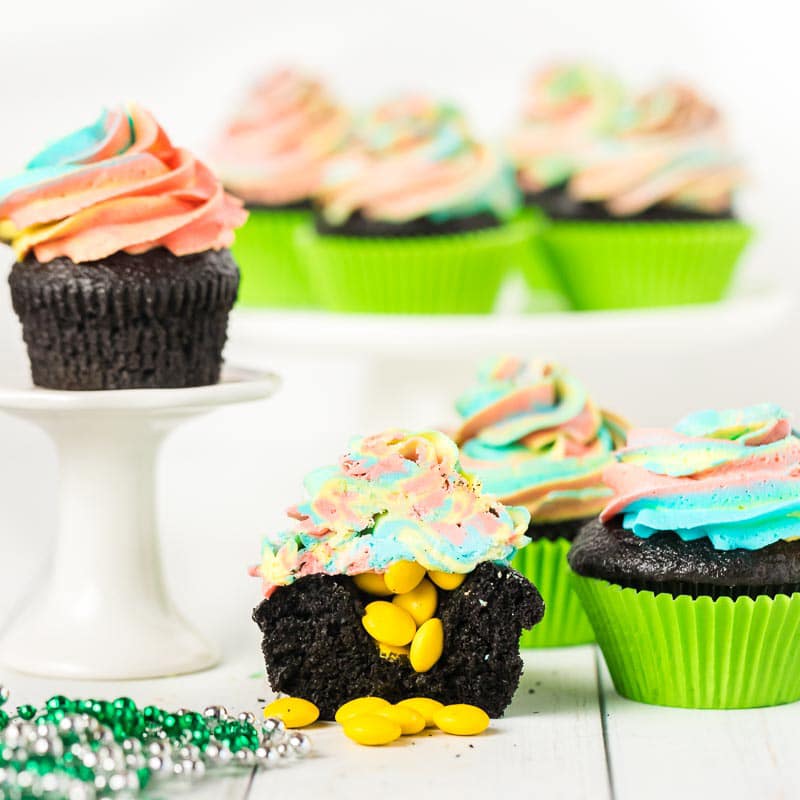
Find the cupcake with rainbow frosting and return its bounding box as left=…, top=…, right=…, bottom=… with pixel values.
left=570, top=403, right=800, bottom=708
left=301, top=95, right=528, bottom=313
left=213, top=67, right=350, bottom=307
left=453, top=356, right=627, bottom=646
left=251, top=428, right=543, bottom=719
left=541, top=81, right=752, bottom=309
left=1, top=104, right=246, bottom=390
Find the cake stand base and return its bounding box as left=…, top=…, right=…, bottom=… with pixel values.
left=0, top=367, right=279, bottom=680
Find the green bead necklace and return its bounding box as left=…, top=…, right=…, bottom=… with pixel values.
left=0, top=684, right=311, bottom=798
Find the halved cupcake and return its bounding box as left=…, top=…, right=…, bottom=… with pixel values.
left=251, top=429, right=544, bottom=719
left=453, top=357, right=627, bottom=646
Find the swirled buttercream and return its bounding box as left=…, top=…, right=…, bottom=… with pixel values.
left=0, top=104, right=246, bottom=263
left=212, top=67, right=350, bottom=205
left=454, top=357, right=627, bottom=523
left=250, top=429, right=530, bottom=597
left=569, top=82, right=744, bottom=216
left=506, top=63, right=627, bottom=193
left=600, top=404, right=800, bottom=550
left=318, top=95, right=519, bottom=225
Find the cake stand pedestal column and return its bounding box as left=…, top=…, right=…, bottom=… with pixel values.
left=0, top=368, right=279, bottom=680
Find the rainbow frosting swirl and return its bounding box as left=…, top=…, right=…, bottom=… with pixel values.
left=250, top=429, right=530, bottom=598
left=0, top=104, right=246, bottom=264
left=318, top=95, right=519, bottom=225
left=506, top=63, right=627, bottom=193
left=570, top=82, right=744, bottom=216
left=600, top=404, right=800, bottom=550
left=454, top=357, right=627, bottom=523
left=212, top=67, right=350, bottom=206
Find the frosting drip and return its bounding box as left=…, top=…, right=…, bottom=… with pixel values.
left=250, top=429, right=530, bottom=597
left=212, top=67, right=350, bottom=205
left=600, top=404, right=800, bottom=550
left=318, top=95, right=519, bottom=225
left=454, top=357, right=627, bottom=523
left=506, top=63, right=627, bottom=193
left=0, top=105, right=246, bottom=263
left=570, top=83, right=744, bottom=216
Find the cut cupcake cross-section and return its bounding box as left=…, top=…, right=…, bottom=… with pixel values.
left=251, top=429, right=544, bottom=719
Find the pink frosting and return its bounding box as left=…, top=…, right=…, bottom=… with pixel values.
left=0, top=104, right=247, bottom=263
left=212, top=67, right=350, bottom=205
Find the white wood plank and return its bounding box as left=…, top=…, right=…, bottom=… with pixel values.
left=599, top=655, right=800, bottom=800
left=248, top=647, right=611, bottom=800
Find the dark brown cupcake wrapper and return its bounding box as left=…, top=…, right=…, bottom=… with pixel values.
left=9, top=248, right=239, bottom=390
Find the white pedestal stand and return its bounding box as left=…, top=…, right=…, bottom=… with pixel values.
left=0, top=367, right=279, bottom=680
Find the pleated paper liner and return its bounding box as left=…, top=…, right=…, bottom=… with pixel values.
left=232, top=208, right=316, bottom=308
left=539, top=220, right=753, bottom=310
left=515, top=207, right=570, bottom=310
left=513, top=538, right=595, bottom=648
left=296, top=217, right=533, bottom=314
left=572, top=576, right=800, bottom=708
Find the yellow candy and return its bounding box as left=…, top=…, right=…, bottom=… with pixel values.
left=428, top=570, right=466, bottom=591
left=362, top=601, right=416, bottom=646
left=377, top=705, right=426, bottom=735
left=378, top=641, right=409, bottom=660
left=342, top=713, right=402, bottom=746
left=409, top=617, right=444, bottom=673
left=392, top=578, right=437, bottom=626
left=384, top=560, right=426, bottom=594
left=353, top=572, right=393, bottom=596
left=263, top=697, right=319, bottom=728
left=397, top=697, right=444, bottom=727
left=434, top=704, right=490, bottom=736
left=334, top=696, right=391, bottom=724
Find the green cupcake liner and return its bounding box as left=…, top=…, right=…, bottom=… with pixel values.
left=515, top=208, right=570, bottom=309
left=297, top=218, right=532, bottom=314
left=231, top=208, right=315, bottom=308
left=539, top=220, right=753, bottom=310
left=513, top=538, right=595, bottom=648
left=573, top=576, right=800, bottom=708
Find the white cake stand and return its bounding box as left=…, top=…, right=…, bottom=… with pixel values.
left=0, top=366, right=279, bottom=680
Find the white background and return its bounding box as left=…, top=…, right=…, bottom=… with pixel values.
left=0, top=0, right=798, bottom=654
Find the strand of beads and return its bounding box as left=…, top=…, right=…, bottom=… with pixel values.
left=0, top=685, right=311, bottom=799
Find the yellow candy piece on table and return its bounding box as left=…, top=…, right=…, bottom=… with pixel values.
left=376, top=705, right=426, bottom=735
left=353, top=572, right=393, bottom=596
left=342, top=713, right=402, bottom=746
left=434, top=704, right=490, bottom=736
left=378, top=641, right=410, bottom=660
left=384, top=560, right=426, bottom=594
left=392, top=578, right=437, bottom=626
left=263, top=697, right=319, bottom=728
left=397, top=697, right=444, bottom=727
left=362, top=601, right=416, bottom=646
left=409, top=617, right=444, bottom=673
left=428, top=570, right=466, bottom=591
left=335, top=696, right=391, bottom=725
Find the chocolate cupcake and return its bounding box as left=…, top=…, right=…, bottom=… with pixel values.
left=250, top=429, right=544, bottom=719
left=212, top=68, right=350, bottom=307
left=1, top=104, right=246, bottom=390
left=569, top=404, right=800, bottom=708
left=300, top=95, right=529, bottom=313
left=538, top=82, right=752, bottom=308
left=453, top=357, right=627, bottom=646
